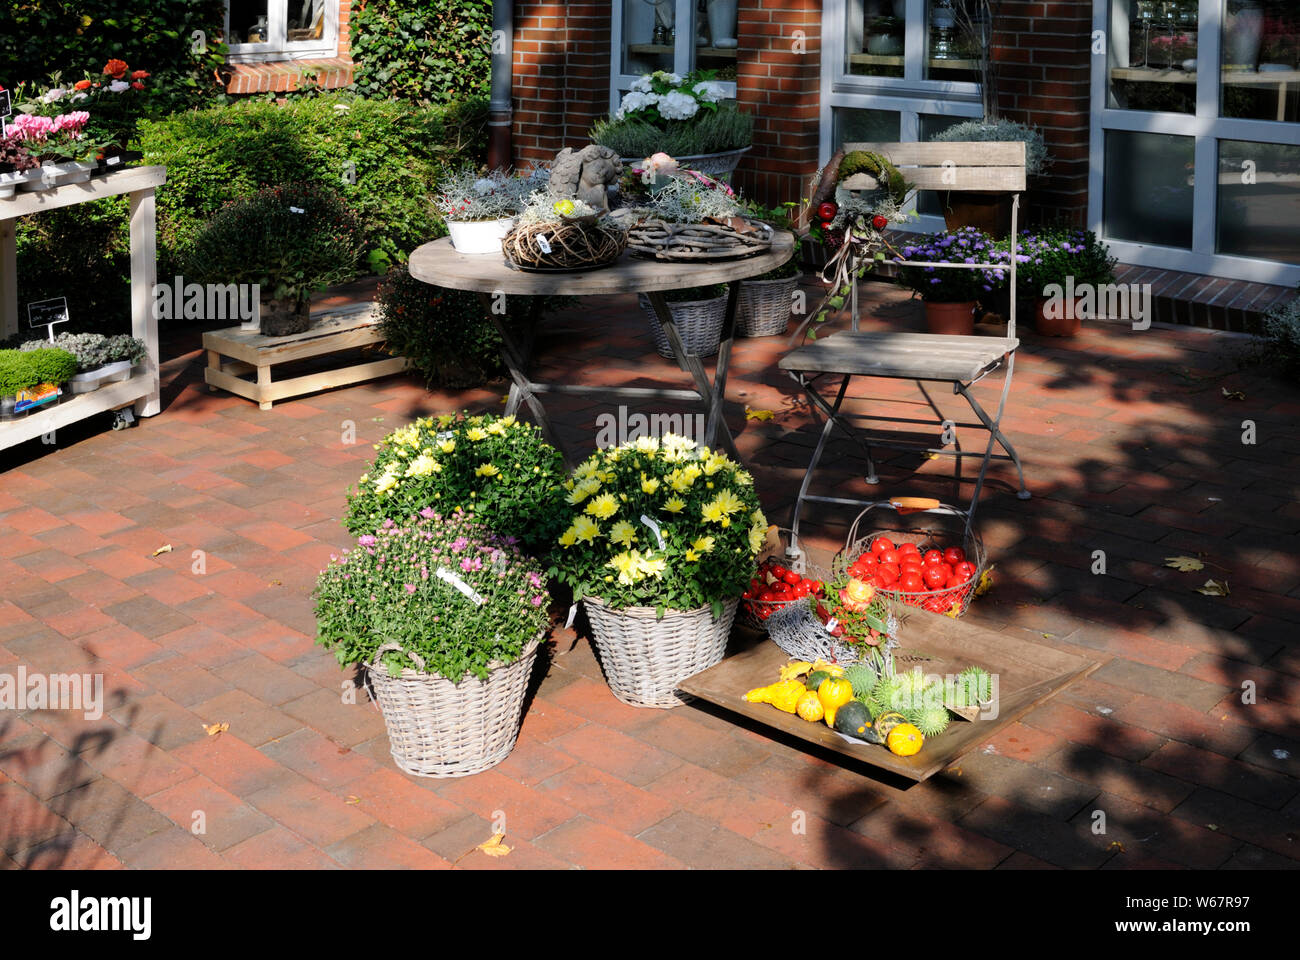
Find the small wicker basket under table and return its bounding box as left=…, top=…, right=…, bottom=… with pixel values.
left=583, top=597, right=739, bottom=708
left=736, top=275, right=798, bottom=337
left=637, top=293, right=727, bottom=358
left=367, top=639, right=539, bottom=778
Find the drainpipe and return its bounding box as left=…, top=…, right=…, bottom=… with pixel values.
left=488, top=0, right=514, bottom=170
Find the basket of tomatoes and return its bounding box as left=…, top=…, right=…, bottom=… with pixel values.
left=740, top=557, right=830, bottom=629
left=834, top=501, right=986, bottom=618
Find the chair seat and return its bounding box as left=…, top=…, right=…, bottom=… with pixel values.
left=779, top=331, right=1019, bottom=383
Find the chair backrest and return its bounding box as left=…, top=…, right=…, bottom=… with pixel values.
left=841, top=141, right=1027, bottom=193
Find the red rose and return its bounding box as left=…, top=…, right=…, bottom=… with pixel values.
left=73, top=79, right=92, bottom=91
left=872, top=215, right=888, bottom=230
left=103, top=59, right=129, bottom=79
left=131, top=82, right=145, bottom=90
left=131, top=70, right=150, bottom=79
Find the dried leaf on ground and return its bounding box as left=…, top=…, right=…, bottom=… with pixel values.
left=151, top=544, right=173, bottom=557
left=974, top=565, right=995, bottom=597
left=478, top=833, right=512, bottom=857
left=744, top=406, right=775, bottom=421
left=1221, top=387, right=1246, bottom=401
left=1164, top=556, right=1205, bottom=572
left=202, top=722, right=229, bottom=737
left=1196, top=579, right=1229, bottom=597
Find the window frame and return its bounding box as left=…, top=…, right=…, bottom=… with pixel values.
left=225, top=0, right=339, bottom=64
left=1088, top=0, right=1300, bottom=285
left=609, top=0, right=740, bottom=111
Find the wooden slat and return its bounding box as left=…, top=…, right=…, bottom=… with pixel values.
left=0, top=374, right=154, bottom=449
left=780, top=333, right=1017, bottom=382
left=843, top=141, right=1026, bottom=166
left=0, top=166, right=167, bottom=221
left=260, top=356, right=409, bottom=403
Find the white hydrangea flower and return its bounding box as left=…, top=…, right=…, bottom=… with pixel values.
left=630, top=75, right=654, bottom=93
left=657, top=91, right=699, bottom=121
left=653, top=71, right=683, bottom=85
left=42, top=88, right=66, bottom=103
left=616, top=90, right=659, bottom=119
left=108, top=79, right=130, bottom=93
left=692, top=81, right=729, bottom=103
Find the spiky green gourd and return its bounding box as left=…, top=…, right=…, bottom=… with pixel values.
left=866, top=675, right=904, bottom=718
left=956, top=666, right=993, bottom=707
left=843, top=663, right=878, bottom=700
left=914, top=704, right=952, bottom=738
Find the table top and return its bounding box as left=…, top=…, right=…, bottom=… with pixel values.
left=408, top=231, right=798, bottom=296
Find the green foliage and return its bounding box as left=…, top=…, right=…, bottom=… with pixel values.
left=314, top=512, right=550, bottom=683
left=348, top=0, right=493, bottom=105
left=345, top=412, right=568, bottom=555
left=1260, top=289, right=1300, bottom=379
left=836, top=151, right=910, bottom=205
left=186, top=182, right=364, bottom=304
left=591, top=103, right=754, bottom=159
left=843, top=663, right=879, bottom=700
left=664, top=284, right=727, bottom=304
left=0, top=348, right=78, bottom=395
left=139, top=94, right=487, bottom=276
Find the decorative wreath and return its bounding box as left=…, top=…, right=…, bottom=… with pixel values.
left=627, top=217, right=773, bottom=262
left=807, top=149, right=911, bottom=217
left=502, top=218, right=627, bottom=272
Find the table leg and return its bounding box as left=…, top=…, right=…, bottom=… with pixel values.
left=705, top=283, right=740, bottom=456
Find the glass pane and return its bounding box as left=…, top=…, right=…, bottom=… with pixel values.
left=832, top=107, right=902, bottom=148
left=926, top=1, right=983, bottom=83
left=696, top=0, right=738, bottom=80
left=288, top=0, right=326, bottom=42
left=1217, top=140, right=1300, bottom=263
left=846, top=0, right=906, bottom=78
left=623, top=0, right=676, bottom=74
left=1221, top=1, right=1299, bottom=123
left=917, top=114, right=969, bottom=216
left=1108, top=0, right=1199, bottom=114
left=1104, top=130, right=1195, bottom=247
left=229, top=0, right=271, bottom=45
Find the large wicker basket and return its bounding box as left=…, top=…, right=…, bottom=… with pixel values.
left=583, top=597, right=738, bottom=708
left=367, top=639, right=539, bottom=778
left=737, top=275, right=798, bottom=337
left=638, top=293, right=727, bottom=359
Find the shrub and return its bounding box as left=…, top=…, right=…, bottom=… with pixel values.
left=592, top=103, right=754, bottom=159
left=314, top=511, right=549, bottom=682
left=345, top=412, right=568, bottom=555
left=349, top=0, right=493, bottom=105
left=894, top=228, right=1003, bottom=303
left=186, top=183, right=365, bottom=306
left=0, top=349, right=78, bottom=395
left=549, top=434, right=767, bottom=615
left=1261, top=290, right=1300, bottom=378
left=929, top=118, right=1051, bottom=177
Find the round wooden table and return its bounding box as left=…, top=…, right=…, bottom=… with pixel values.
left=408, top=232, right=796, bottom=463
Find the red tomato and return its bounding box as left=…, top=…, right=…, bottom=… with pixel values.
left=944, top=546, right=967, bottom=566
left=923, top=549, right=944, bottom=565
left=899, top=571, right=926, bottom=593
left=922, top=565, right=948, bottom=590
left=871, top=214, right=888, bottom=230
left=900, top=558, right=924, bottom=574
left=758, top=607, right=772, bottom=621
left=820, top=220, right=835, bottom=232
left=800, top=578, right=821, bottom=595
left=898, top=542, right=920, bottom=556
left=781, top=569, right=802, bottom=585
left=878, top=549, right=901, bottom=565
left=816, top=201, right=838, bottom=221
left=857, top=552, right=878, bottom=566
left=953, top=561, right=976, bottom=583
left=871, top=537, right=895, bottom=554
left=770, top=564, right=789, bottom=581
left=876, top=563, right=900, bottom=585
left=793, top=582, right=812, bottom=597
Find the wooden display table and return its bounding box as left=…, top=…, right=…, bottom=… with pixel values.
left=203, top=303, right=407, bottom=410
left=0, top=166, right=165, bottom=450
left=407, top=233, right=796, bottom=464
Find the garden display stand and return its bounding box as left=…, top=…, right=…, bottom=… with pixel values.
left=0, top=166, right=165, bottom=450
left=202, top=303, right=407, bottom=410
left=407, top=232, right=796, bottom=466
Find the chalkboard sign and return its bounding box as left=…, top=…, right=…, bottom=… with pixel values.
left=27, top=297, right=70, bottom=339
left=0, top=88, right=11, bottom=120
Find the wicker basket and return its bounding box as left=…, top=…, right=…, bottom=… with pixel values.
left=765, top=595, right=900, bottom=666
left=737, top=275, right=798, bottom=337
left=835, top=502, right=987, bottom=618
left=583, top=597, right=738, bottom=708
left=739, top=559, right=832, bottom=629
left=638, top=293, right=727, bottom=359
left=367, top=639, right=539, bottom=778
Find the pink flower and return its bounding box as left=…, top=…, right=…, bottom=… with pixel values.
left=460, top=556, right=483, bottom=573
left=358, top=535, right=376, bottom=546
left=404, top=583, right=416, bottom=593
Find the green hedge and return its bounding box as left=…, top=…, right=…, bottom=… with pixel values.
left=0, top=349, right=78, bottom=396
left=349, top=0, right=493, bottom=105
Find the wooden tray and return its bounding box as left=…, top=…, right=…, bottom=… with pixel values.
left=679, top=611, right=1101, bottom=782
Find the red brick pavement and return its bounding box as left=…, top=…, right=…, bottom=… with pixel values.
left=1, top=280, right=1297, bottom=869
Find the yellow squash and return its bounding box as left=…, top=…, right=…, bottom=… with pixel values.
left=744, top=679, right=807, bottom=714
left=817, top=676, right=854, bottom=727
left=886, top=722, right=924, bottom=757
left=795, top=691, right=824, bottom=723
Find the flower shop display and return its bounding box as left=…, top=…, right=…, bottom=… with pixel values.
left=928, top=119, right=1050, bottom=238
left=637, top=283, right=729, bottom=359
left=998, top=228, right=1117, bottom=337
left=17, top=332, right=146, bottom=394
left=894, top=227, right=1004, bottom=335
left=345, top=412, right=568, bottom=556
left=0, top=347, right=78, bottom=419
left=626, top=164, right=773, bottom=261
left=437, top=167, right=529, bottom=254
left=590, top=70, right=753, bottom=176
left=502, top=191, right=628, bottom=272
left=550, top=433, right=767, bottom=707
left=314, top=511, right=550, bottom=777
left=186, top=183, right=365, bottom=337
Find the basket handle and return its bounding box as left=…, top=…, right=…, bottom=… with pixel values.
left=843, top=499, right=970, bottom=553
left=371, top=641, right=426, bottom=673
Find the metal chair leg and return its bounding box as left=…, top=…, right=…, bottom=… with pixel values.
left=959, top=352, right=1028, bottom=532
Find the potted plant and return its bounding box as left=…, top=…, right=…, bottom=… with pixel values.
left=5, top=110, right=105, bottom=190
left=927, top=118, right=1050, bottom=238
left=591, top=70, right=753, bottom=177
left=436, top=167, right=526, bottom=254
left=502, top=191, right=628, bottom=272
left=550, top=433, right=767, bottom=707
left=638, top=283, right=730, bottom=359
left=0, top=130, right=41, bottom=197
left=1009, top=227, right=1117, bottom=337
left=187, top=182, right=365, bottom=337
left=344, top=411, right=568, bottom=556
left=0, top=347, right=78, bottom=419
left=315, top=510, right=551, bottom=777
left=894, top=227, right=1001, bottom=335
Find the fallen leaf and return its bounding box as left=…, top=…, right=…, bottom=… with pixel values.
left=345, top=796, right=361, bottom=805
left=151, top=544, right=173, bottom=557
left=1164, top=556, right=1205, bottom=572
left=925, top=452, right=940, bottom=460
left=1196, top=579, right=1230, bottom=597
left=371, top=417, right=384, bottom=422
left=269, top=579, right=282, bottom=586
left=1221, top=387, right=1246, bottom=401
left=744, top=406, right=775, bottom=421
left=1206, top=824, right=1219, bottom=831
left=1109, top=840, right=1126, bottom=853
left=478, top=833, right=512, bottom=857
left=974, top=565, right=996, bottom=597
left=500, top=395, right=510, bottom=404
left=202, top=722, right=229, bottom=737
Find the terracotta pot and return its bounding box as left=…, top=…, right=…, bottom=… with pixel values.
left=924, top=300, right=976, bottom=335
left=1034, top=296, right=1084, bottom=337
left=941, top=191, right=1014, bottom=240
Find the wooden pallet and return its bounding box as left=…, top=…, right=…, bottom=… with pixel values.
left=202, top=305, right=407, bottom=410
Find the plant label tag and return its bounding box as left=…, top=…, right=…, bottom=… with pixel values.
left=536, top=234, right=552, bottom=254
left=26, top=297, right=70, bottom=341
left=824, top=617, right=839, bottom=634
left=435, top=430, right=455, bottom=441
left=106, top=155, right=122, bottom=167
left=435, top=567, right=485, bottom=605
left=0, top=89, right=10, bottom=120
left=289, top=206, right=305, bottom=214
left=639, top=514, right=664, bottom=550
left=565, top=604, right=577, bottom=629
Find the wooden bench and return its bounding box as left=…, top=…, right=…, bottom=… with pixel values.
left=203, top=304, right=408, bottom=410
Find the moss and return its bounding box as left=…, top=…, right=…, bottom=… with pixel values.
left=0, top=348, right=78, bottom=396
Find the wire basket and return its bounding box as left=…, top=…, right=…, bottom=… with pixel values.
left=739, top=560, right=832, bottom=630
left=835, top=501, right=987, bottom=618
left=764, top=594, right=901, bottom=666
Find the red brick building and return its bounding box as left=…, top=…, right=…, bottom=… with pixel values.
left=221, top=0, right=356, bottom=95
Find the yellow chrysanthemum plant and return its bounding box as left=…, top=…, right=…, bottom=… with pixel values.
left=549, top=433, right=767, bottom=618
left=345, top=411, right=568, bottom=554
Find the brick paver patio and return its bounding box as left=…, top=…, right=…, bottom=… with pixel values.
left=2, top=279, right=1297, bottom=870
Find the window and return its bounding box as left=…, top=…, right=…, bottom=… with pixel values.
left=226, top=0, right=338, bottom=62
left=1092, top=0, right=1300, bottom=283
left=611, top=0, right=738, bottom=109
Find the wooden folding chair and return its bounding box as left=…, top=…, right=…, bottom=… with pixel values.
left=779, top=141, right=1031, bottom=559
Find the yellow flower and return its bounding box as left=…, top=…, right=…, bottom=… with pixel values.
left=640, top=474, right=660, bottom=495
left=487, top=420, right=508, bottom=436
left=662, top=433, right=696, bottom=453
left=669, top=465, right=701, bottom=493
left=662, top=496, right=685, bottom=514
left=465, top=427, right=488, bottom=442
left=607, top=550, right=640, bottom=585
left=438, top=439, right=455, bottom=454
left=499, top=415, right=517, bottom=428
left=475, top=463, right=499, bottom=478
left=585, top=493, right=618, bottom=520
left=633, top=435, right=660, bottom=454
left=373, top=470, right=399, bottom=494
left=636, top=554, right=666, bottom=579
left=574, top=459, right=598, bottom=480
left=702, top=452, right=729, bottom=476
left=558, top=526, right=578, bottom=548
left=609, top=520, right=637, bottom=547
left=405, top=454, right=439, bottom=478
left=436, top=413, right=456, bottom=428
left=691, top=535, right=715, bottom=554
left=567, top=477, right=601, bottom=505
left=572, top=516, right=601, bottom=544
left=684, top=549, right=700, bottom=562
left=702, top=501, right=725, bottom=524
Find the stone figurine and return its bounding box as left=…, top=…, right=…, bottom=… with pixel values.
left=549, top=145, right=623, bottom=213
